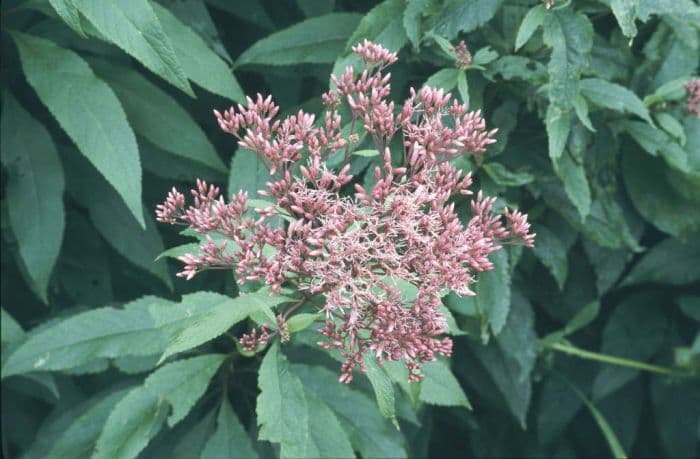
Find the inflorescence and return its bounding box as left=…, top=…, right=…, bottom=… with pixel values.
left=156, top=40, right=535, bottom=383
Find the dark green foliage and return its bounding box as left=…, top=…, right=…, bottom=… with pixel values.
left=1, top=1, right=699, bottom=458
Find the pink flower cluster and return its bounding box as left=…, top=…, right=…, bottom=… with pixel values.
left=455, top=41, right=472, bottom=69
left=686, top=79, right=700, bottom=118
left=157, top=41, right=535, bottom=383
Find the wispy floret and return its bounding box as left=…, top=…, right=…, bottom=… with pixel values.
left=686, top=79, right=700, bottom=118
left=157, top=41, right=535, bottom=383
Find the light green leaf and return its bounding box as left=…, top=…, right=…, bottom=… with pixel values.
left=580, top=78, right=652, bottom=124
left=73, top=0, right=193, bottom=95
left=46, top=388, right=131, bottom=459
left=10, top=32, right=144, bottom=227
left=155, top=242, right=200, bottom=262
left=424, top=68, right=460, bottom=91
left=1, top=308, right=25, bottom=345
left=654, top=112, right=686, bottom=146
left=286, top=313, right=320, bottom=333
left=542, top=10, right=594, bottom=109
left=291, top=363, right=408, bottom=458
left=152, top=2, right=244, bottom=101
left=404, top=0, right=434, bottom=49
left=48, top=0, right=85, bottom=36
left=364, top=357, right=398, bottom=427
left=431, top=0, right=504, bottom=39
left=609, top=0, right=640, bottom=38
left=353, top=149, right=380, bottom=157
left=1, top=93, right=65, bottom=302
left=237, top=13, right=362, bottom=66
left=160, top=290, right=290, bottom=361
left=457, top=70, right=469, bottom=106
left=592, top=293, right=667, bottom=400
left=621, top=238, right=700, bottom=287
left=419, top=359, right=471, bottom=409
left=201, top=396, right=259, bottom=459
left=619, top=120, right=688, bottom=172
left=573, top=93, right=595, bottom=131
left=515, top=4, right=545, bottom=51
left=93, top=388, right=169, bottom=459
left=545, top=105, right=572, bottom=160
left=90, top=60, right=225, bottom=172
left=532, top=225, right=568, bottom=289
left=553, top=150, right=591, bottom=219
left=228, top=149, right=271, bottom=197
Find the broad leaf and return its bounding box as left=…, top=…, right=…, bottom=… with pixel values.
left=608, top=0, right=640, bottom=38
left=228, top=149, right=272, bottom=197
left=619, top=120, right=688, bottom=172
left=48, top=0, right=85, bottom=36
left=201, top=396, right=258, bottom=459
left=10, top=32, right=144, bottom=227
left=73, top=0, right=193, bottom=95
left=1, top=93, right=65, bottom=302
left=621, top=237, right=700, bottom=286
left=237, top=13, right=362, bottom=66
left=152, top=2, right=244, bottom=101
left=580, top=78, right=652, bottom=124
left=419, top=359, right=471, bottom=409
left=532, top=225, right=569, bottom=289
left=515, top=4, right=545, bottom=51
left=431, top=0, right=504, bottom=39
left=552, top=149, right=591, bottom=219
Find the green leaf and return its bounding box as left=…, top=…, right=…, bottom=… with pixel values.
left=532, top=225, right=569, bottom=289
left=201, top=396, right=259, bottom=459
left=573, top=93, right=595, bottom=131
left=469, top=290, right=535, bottom=427
left=48, top=0, right=85, bottom=36
left=237, top=13, right=362, bottom=66
left=1, top=308, right=25, bottom=345
left=404, top=0, right=434, bottom=49
left=345, top=0, right=407, bottom=54
left=93, top=388, right=169, bottom=459
left=542, top=9, right=594, bottom=109
left=563, top=301, right=601, bottom=335
left=160, top=290, right=289, bottom=361
left=1, top=292, right=281, bottom=377
left=286, top=313, right=320, bottom=333
left=592, top=293, right=668, bottom=401
left=619, top=120, right=688, bottom=172
left=483, top=163, right=534, bottom=187
left=10, top=32, right=144, bottom=227
left=621, top=237, right=700, bottom=287
left=622, top=149, right=700, bottom=237
left=545, top=105, right=572, bottom=160
left=291, top=362, right=408, bottom=458
left=609, top=0, right=640, bottom=38
left=63, top=150, right=171, bottom=289
left=364, top=357, right=398, bottom=427
left=580, top=78, right=652, bottom=124
left=457, top=70, right=469, bottom=106
left=552, top=150, right=592, bottom=219
left=651, top=376, right=700, bottom=458
left=515, top=4, right=545, bottom=51
left=73, top=0, right=193, bottom=96
left=205, top=0, right=275, bottom=30
left=1, top=93, right=65, bottom=302
left=90, top=60, right=226, bottom=172
left=257, top=342, right=354, bottom=458
left=431, top=0, right=504, bottom=40
left=228, top=149, right=272, bottom=197
left=155, top=242, right=200, bottom=262
left=654, top=112, right=686, bottom=146
left=353, top=149, right=380, bottom=157
left=46, top=388, right=131, bottom=459
left=152, top=2, right=244, bottom=101
left=424, top=68, right=460, bottom=91
left=419, top=359, right=471, bottom=409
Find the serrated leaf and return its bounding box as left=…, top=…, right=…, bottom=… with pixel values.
left=46, top=388, right=131, bottom=459
left=552, top=150, right=591, bottom=219
left=419, top=359, right=471, bottom=409
left=152, top=2, right=244, bottom=101
left=580, top=78, right=652, bottom=124
left=621, top=238, right=700, bottom=287
left=364, top=357, right=398, bottom=427
left=1, top=93, right=65, bottom=302
left=654, top=112, right=686, bottom=145
left=622, top=149, right=700, bottom=237
left=201, top=396, right=259, bottom=459
left=10, top=32, right=144, bottom=227
left=515, top=4, right=545, bottom=51
left=237, top=13, right=362, bottom=66
left=545, top=105, right=572, bottom=160
left=431, top=0, right=503, bottom=40
left=404, top=0, right=433, bottom=49
left=90, top=60, right=226, bottom=172
left=592, top=293, right=667, bottom=400
left=73, top=0, right=193, bottom=95
left=48, top=0, right=85, bottom=36
left=542, top=10, right=593, bottom=109
left=291, top=363, right=407, bottom=458
left=609, top=0, right=640, bottom=38
left=228, top=148, right=272, bottom=197
left=160, top=290, right=290, bottom=361
left=532, top=225, right=568, bottom=289
left=424, top=68, right=460, bottom=91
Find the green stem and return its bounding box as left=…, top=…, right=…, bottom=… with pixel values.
left=544, top=342, right=691, bottom=378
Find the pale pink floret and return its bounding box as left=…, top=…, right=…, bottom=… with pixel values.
left=157, top=41, right=535, bottom=383
left=686, top=79, right=700, bottom=118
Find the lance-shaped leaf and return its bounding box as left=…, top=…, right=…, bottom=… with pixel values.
left=419, top=358, right=472, bottom=409
left=1, top=94, right=65, bottom=302
left=73, top=0, right=193, bottom=96
left=580, top=78, right=652, bottom=124
left=201, top=396, right=259, bottom=459
left=431, top=0, right=504, bottom=39
left=10, top=32, right=144, bottom=227
left=48, top=0, right=85, bottom=36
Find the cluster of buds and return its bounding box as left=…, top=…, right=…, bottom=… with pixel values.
left=157, top=41, right=535, bottom=382
left=686, top=79, right=700, bottom=118
left=544, top=0, right=555, bottom=9
left=454, top=41, right=472, bottom=69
